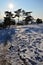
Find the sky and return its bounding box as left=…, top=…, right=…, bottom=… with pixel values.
left=0, top=0, right=43, bottom=20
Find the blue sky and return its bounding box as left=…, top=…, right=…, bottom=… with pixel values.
left=0, top=0, right=43, bottom=20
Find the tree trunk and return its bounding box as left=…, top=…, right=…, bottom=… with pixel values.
left=18, top=17, right=19, bottom=23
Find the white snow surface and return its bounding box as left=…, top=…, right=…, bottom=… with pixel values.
left=0, top=24, right=43, bottom=65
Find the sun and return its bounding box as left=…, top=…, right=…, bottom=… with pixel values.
left=8, top=3, right=14, bottom=10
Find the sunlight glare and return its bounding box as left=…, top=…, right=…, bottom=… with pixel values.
left=8, top=3, right=14, bottom=10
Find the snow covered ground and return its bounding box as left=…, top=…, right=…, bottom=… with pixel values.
left=0, top=24, right=43, bottom=65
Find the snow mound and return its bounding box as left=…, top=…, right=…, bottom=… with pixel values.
left=0, top=24, right=43, bottom=65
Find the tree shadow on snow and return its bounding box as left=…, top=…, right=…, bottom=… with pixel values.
left=0, top=28, right=16, bottom=44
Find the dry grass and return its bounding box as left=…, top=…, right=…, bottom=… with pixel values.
left=0, top=41, right=12, bottom=65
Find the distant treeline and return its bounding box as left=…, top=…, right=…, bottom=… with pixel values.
left=0, top=9, right=43, bottom=28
